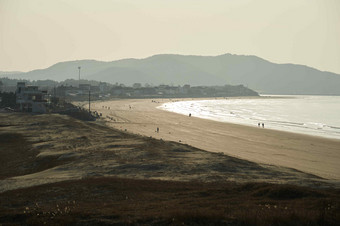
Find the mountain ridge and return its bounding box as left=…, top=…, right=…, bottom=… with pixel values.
left=1, top=53, right=340, bottom=95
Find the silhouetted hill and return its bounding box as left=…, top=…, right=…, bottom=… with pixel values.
left=2, top=54, right=340, bottom=95
left=0, top=71, right=23, bottom=76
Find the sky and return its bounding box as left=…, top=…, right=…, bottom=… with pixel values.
left=0, top=0, right=339, bottom=74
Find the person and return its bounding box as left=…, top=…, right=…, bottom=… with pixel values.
left=157, top=127, right=159, bottom=133
left=258, top=122, right=260, bottom=127
left=262, top=123, right=264, bottom=128
left=189, top=113, right=191, bottom=117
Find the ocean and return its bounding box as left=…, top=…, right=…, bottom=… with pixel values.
left=159, top=95, right=340, bottom=140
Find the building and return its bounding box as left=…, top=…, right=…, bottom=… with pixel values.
left=16, top=82, right=47, bottom=113
left=99, top=82, right=109, bottom=93
left=55, top=85, right=78, bottom=97
left=78, top=84, right=91, bottom=94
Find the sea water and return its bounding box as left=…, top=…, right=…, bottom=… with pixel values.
left=159, top=95, right=340, bottom=140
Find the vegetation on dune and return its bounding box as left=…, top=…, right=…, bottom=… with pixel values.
left=0, top=112, right=339, bottom=225
left=0, top=177, right=339, bottom=225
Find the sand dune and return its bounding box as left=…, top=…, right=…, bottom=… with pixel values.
left=1, top=109, right=334, bottom=193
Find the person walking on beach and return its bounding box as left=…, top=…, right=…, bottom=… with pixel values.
left=258, top=122, right=260, bottom=127
left=262, top=123, right=264, bottom=128
left=156, top=127, right=159, bottom=133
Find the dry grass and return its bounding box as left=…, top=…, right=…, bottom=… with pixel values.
left=0, top=131, right=75, bottom=180
left=0, top=177, right=339, bottom=225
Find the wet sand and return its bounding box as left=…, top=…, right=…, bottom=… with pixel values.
left=87, top=98, right=340, bottom=181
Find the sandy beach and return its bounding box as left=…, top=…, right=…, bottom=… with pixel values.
left=87, top=98, right=340, bottom=181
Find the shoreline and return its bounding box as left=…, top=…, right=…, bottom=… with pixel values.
left=158, top=96, right=340, bottom=140
left=158, top=101, right=339, bottom=142
left=85, top=98, right=340, bottom=181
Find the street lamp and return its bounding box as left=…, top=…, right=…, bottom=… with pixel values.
left=78, top=66, right=81, bottom=87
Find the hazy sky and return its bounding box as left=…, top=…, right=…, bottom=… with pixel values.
left=1, top=0, right=339, bottom=73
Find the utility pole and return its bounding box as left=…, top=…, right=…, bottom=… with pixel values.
left=89, top=89, right=91, bottom=114
left=78, top=66, right=81, bottom=87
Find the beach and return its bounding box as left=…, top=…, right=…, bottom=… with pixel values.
left=1, top=108, right=339, bottom=224
left=88, top=98, right=340, bottom=181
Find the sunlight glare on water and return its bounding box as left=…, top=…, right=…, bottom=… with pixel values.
left=159, top=96, right=340, bottom=140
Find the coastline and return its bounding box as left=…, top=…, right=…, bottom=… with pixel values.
left=86, top=98, right=340, bottom=181
left=158, top=96, right=340, bottom=140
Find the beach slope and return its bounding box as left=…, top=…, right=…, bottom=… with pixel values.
left=1, top=111, right=339, bottom=225
left=88, top=98, right=340, bottom=181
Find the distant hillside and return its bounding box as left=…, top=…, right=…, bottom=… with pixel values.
left=2, top=54, right=340, bottom=95
left=0, top=71, right=23, bottom=76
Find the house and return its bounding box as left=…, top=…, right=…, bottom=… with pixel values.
left=55, top=85, right=78, bottom=97
left=16, top=82, right=47, bottom=113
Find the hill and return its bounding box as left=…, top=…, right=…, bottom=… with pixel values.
left=2, top=54, right=340, bottom=95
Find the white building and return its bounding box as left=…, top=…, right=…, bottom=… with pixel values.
left=16, top=82, right=47, bottom=113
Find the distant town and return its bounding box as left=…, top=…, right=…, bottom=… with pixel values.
left=0, top=77, right=258, bottom=113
